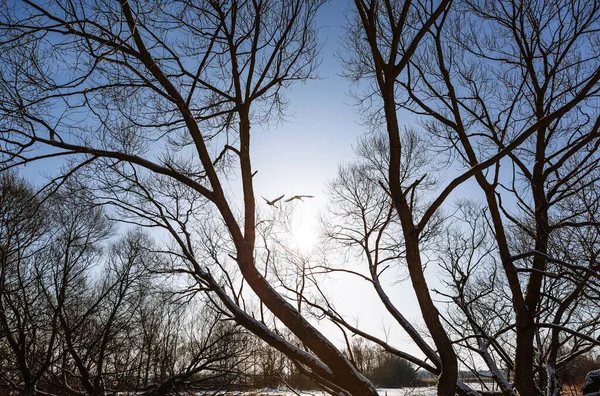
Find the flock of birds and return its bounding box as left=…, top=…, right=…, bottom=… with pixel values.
left=262, top=194, right=314, bottom=207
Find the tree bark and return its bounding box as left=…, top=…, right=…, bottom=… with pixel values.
left=382, top=85, right=458, bottom=396
left=23, top=381, right=36, bottom=396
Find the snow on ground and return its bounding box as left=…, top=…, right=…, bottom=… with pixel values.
left=201, top=383, right=496, bottom=396
left=200, top=387, right=438, bottom=396
left=116, top=384, right=496, bottom=396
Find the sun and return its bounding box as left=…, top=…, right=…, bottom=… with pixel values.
left=288, top=204, right=319, bottom=253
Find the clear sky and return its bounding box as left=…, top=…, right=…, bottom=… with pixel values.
left=249, top=1, right=431, bottom=358
left=252, top=1, right=360, bottom=200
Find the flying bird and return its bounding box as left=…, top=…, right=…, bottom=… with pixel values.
left=263, top=194, right=285, bottom=207
left=284, top=195, right=314, bottom=203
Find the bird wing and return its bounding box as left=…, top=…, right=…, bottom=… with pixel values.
left=264, top=195, right=285, bottom=205
left=284, top=195, right=314, bottom=202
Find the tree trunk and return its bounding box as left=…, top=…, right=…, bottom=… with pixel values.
left=514, top=320, right=540, bottom=396
left=237, top=250, right=378, bottom=396
left=229, top=110, right=378, bottom=396
left=382, top=82, right=458, bottom=396
left=23, top=381, right=36, bottom=396
left=513, top=126, right=549, bottom=396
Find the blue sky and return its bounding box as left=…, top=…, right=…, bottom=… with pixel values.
left=252, top=1, right=360, bottom=202
left=249, top=0, right=431, bottom=358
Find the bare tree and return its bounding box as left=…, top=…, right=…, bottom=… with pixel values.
left=56, top=228, right=152, bottom=396
left=0, top=172, right=59, bottom=396
left=122, top=294, right=251, bottom=396
left=343, top=0, right=600, bottom=395
left=0, top=1, right=380, bottom=394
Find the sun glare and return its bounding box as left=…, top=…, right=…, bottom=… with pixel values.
left=288, top=205, right=319, bottom=252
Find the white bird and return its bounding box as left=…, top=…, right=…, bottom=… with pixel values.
left=263, top=195, right=285, bottom=207
left=284, top=195, right=314, bottom=203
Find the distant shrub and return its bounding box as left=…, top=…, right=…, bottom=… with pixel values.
left=369, top=353, right=417, bottom=387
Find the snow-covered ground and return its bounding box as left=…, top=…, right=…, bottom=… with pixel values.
left=201, top=383, right=497, bottom=396
left=200, top=388, right=442, bottom=396
left=117, top=384, right=498, bottom=396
